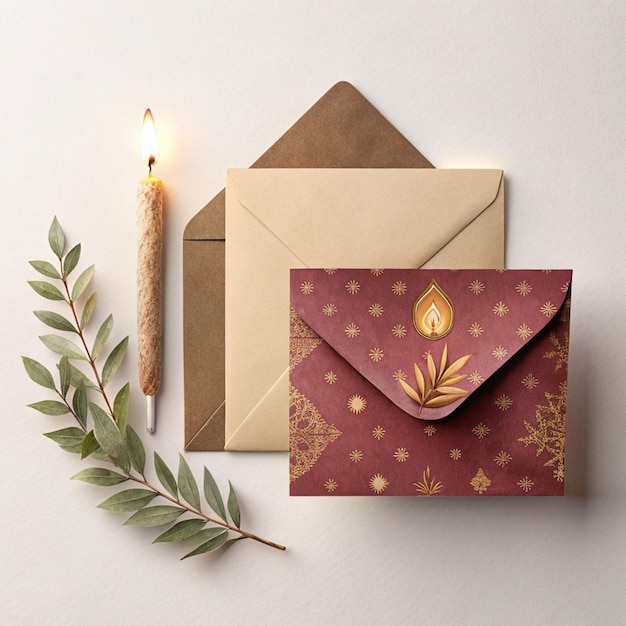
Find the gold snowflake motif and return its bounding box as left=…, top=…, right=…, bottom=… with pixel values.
left=345, top=280, right=360, bottom=295
left=347, top=395, right=367, bottom=414
left=517, top=476, right=534, bottom=492
left=468, top=322, right=484, bottom=337
left=516, top=280, right=533, bottom=296
left=323, top=268, right=337, bottom=274
left=540, top=301, right=557, bottom=317
left=349, top=449, right=363, bottom=463
left=345, top=322, right=360, bottom=338
left=516, top=323, right=533, bottom=341
left=392, top=324, right=407, bottom=338
left=522, top=373, right=539, bottom=389
left=561, top=280, right=571, bottom=293
left=519, top=381, right=567, bottom=482
left=544, top=331, right=569, bottom=371
left=370, top=269, right=384, bottom=276
left=450, top=448, right=462, bottom=460
left=368, top=303, right=384, bottom=317
left=494, top=394, right=513, bottom=411
left=392, top=280, right=407, bottom=295
left=322, top=303, right=337, bottom=316
left=392, top=369, right=407, bottom=382
left=493, top=301, right=509, bottom=317
left=542, top=269, right=552, bottom=274
left=300, top=281, right=314, bottom=295
left=372, top=425, right=385, bottom=440
left=496, top=268, right=506, bottom=273
left=369, top=473, right=389, bottom=494
left=492, top=345, right=508, bottom=360
left=469, top=369, right=484, bottom=386
left=324, top=371, right=337, bottom=385
left=324, top=478, right=338, bottom=492
left=369, top=347, right=384, bottom=362
left=470, top=468, right=491, bottom=494
left=494, top=450, right=512, bottom=467
left=414, top=466, right=443, bottom=496
left=423, top=425, right=437, bottom=437
left=422, top=349, right=432, bottom=361
left=469, top=279, right=485, bottom=295
left=473, top=422, right=490, bottom=439
left=394, top=447, right=410, bottom=462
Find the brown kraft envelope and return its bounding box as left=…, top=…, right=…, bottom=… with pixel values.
left=183, top=81, right=434, bottom=450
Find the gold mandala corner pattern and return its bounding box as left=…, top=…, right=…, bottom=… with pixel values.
left=289, top=305, right=323, bottom=371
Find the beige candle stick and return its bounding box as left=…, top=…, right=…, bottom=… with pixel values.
left=137, top=109, right=163, bottom=433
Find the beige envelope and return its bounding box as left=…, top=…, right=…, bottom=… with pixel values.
left=225, top=168, right=504, bottom=451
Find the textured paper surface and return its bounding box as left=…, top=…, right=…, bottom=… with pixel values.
left=289, top=269, right=571, bottom=496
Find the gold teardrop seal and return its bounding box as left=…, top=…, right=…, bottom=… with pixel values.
left=413, top=279, right=454, bottom=340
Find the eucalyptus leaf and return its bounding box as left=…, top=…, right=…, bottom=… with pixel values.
left=97, top=489, right=157, bottom=512
left=91, top=402, right=130, bottom=473
left=72, top=467, right=128, bottom=486
left=125, top=425, right=146, bottom=475
left=80, top=292, right=97, bottom=330
left=34, top=310, right=77, bottom=333
left=123, top=505, right=185, bottom=527
left=92, top=314, right=113, bottom=359
left=152, top=519, right=207, bottom=543
left=43, top=427, right=84, bottom=451
left=63, top=243, right=81, bottom=277
left=101, top=336, right=128, bottom=387
left=28, top=400, right=69, bottom=416
left=71, top=264, right=94, bottom=301
left=67, top=363, right=99, bottom=390
left=28, top=280, right=65, bottom=301
left=180, top=530, right=229, bottom=560
left=22, top=356, right=55, bottom=390
left=154, top=452, right=177, bottom=499
left=29, top=259, right=61, bottom=279
left=113, top=383, right=130, bottom=432
left=227, top=481, right=241, bottom=528
left=178, top=454, right=201, bottom=512
left=48, top=216, right=65, bottom=257
left=72, top=381, right=88, bottom=429
left=203, top=467, right=227, bottom=522
left=58, top=356, right=71, bottom=397
left=80, top=429, right=100, bottom=459
left=39, top=334, right=86, bottom=361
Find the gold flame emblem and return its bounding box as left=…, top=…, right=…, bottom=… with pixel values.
left=413, top=279, right=454, bottom=340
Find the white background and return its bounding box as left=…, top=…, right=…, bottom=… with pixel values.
left=1, top=2, right=624, bottom=624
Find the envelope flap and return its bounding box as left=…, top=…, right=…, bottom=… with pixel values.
left=290, top=269, right=571, bottom=421
left=229, top=169, right=503, bottom=268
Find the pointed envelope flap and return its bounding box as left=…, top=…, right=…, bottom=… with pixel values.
left=290, top=269, right=571, bottom=421
left=228, top=169, right=503, bottom=269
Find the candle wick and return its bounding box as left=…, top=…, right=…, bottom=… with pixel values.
left=148, top=155, right=155, bottom=176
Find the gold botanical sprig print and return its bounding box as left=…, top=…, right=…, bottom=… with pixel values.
left=413, top=466, right=443, bottom=495
left=23, top=218, right=285, bottom=559
left=398, top=344, right=471, bottom=414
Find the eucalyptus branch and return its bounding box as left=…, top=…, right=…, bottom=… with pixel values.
left=23, top=217, right=286, bottom=558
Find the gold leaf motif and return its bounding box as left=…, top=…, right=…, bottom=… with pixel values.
left=470, top=468, right=491, bottom=494
left=413, top=466, right=443, bottom=495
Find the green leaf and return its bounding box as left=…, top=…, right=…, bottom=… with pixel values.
left=154, top=452, right=177, bottom=499
left=58, top=356, right=71, bottom=397
left=33, top=310, right=77, bottom=333
left=48, top=216, right=66, bottom=257
left=43, top=427, right=84, bottom=452
left=203, top=467, right=227, bottom=522
left=28, top=280, right=66, bottom=301
left=72, top=381, right=88, bottom=429
left=178, top=454, right=201, bottom=512
left=63, top=243, right=81, bottom=277
left=113, top=383, right=130, bottom=432
left=101, top=337, right=128, bottom=387
left=125, top=425, right=146, bottom=475
left=152, top=519, right=207, bottom=543
left=180, top=530, right=229, bottom=560
left=80, top=429, right=100, bottom=459
left=91, top=402, right=130, bottom=473
left=72, top=467, right=128, bottom=486
left=22, top=356, right=55, bottom=389
left=71, top=264, right=94, bottom=302
left=97, top=489, right=157, bottom=512
left=28, top=400, right=69, bottom=416
left=29, top=260, right=61, bottom=279
left=124, top=506, right=185, bottom=527
left=39, top=334, right=86, bottom=360
left=67, top=364, right=98, bottom=390
left=80, top=293, right=97, bottom=330
left=92, top=314, right=113, bottom=359
left=227, top=481, right=241, bottom=528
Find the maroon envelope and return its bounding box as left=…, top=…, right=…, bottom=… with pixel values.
left=289, top=269, right=571, bottom=496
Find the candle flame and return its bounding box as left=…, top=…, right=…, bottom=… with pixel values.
left=141, top=109, right=159, bottom=171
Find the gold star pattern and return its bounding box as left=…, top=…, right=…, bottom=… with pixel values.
left=323, top=268, right=337, bottom=274
left=540, top=301, right=557, bottom=316
left=450, top=448, right=462, bottom=460
left=345, top=280, right=360, bottom=295
left=494, top=451, right=512, bottom=467
left=494, top=394, right=513, bottom=411
left=423, top=425, right=437, bottom=437
left=372, top=425, right=385, bottom=440
left=492, top=345, right=508, bottom=360
left=370, top=269, right=384, bottom=276
left=392, top=324, right=407, bottom=338
left=369, top=473, right=388, bottom=494
left=469, top=370, right=484, bottom=386
left=469, top=279, right=485, bottom=295
left=392, top=280, right=407, bottom=295
left=516, top=323, right=533, bottom=340
left=392, top=369, right=407, bottom=382
left=322, top=303, right=337, bottom=316
left=369, top=347, right=384, bottom=362
left=517, top=476, right=534, bottom=492
left=468, top=322, right=484, bottom=337
left=516, top=280, right=533, bottom=296
left=345, top=323, right=360, bottom=338
left=394, top=447, right=410, bottom=462
left=347, top=395, right=367, bottom=414
left=522, top=373, right=539, bottom=389
left=349, top=450, right=363, bottom=463
left=368, top=303, right=384, bottom=317
left=472, top=422, right=490, bottom=439
left=324, top=371, right=337, bottom=385
left=300, top=281, right=314, bottom=295
left=493, top=301, right=509, bottom=317
left=324, top=478, right=338, bottom=492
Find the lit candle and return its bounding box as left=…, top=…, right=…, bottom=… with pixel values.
left=137, top=109, right=163, bottom=433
